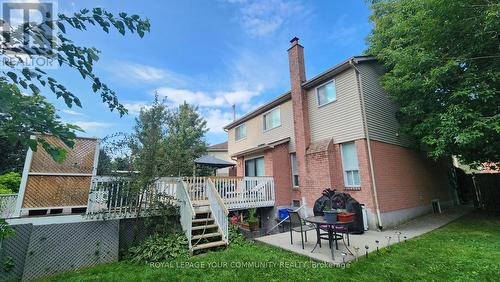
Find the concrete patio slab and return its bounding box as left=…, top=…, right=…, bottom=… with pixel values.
left=255, top=206, right=472, bottom=264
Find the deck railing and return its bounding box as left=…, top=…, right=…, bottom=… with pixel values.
left=210, top=176, right=275, bottom=210
left=86, top=176, right=275, bottom=218
left=0, top=194, right=18, bottom=219
left=176, top=179, right=195, bottom=250
left=206, top=179, right=229, bottom=243
left=86, top=176, right=178, bottom=218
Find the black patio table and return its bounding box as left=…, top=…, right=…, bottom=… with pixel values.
left=304, top=216, right=353, bottom=260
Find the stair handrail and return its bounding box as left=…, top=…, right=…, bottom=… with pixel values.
left=206, top=178, right=229, bottom=244
left=176, top=179, right=196, bottom=250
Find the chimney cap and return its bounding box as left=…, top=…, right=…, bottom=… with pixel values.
left=290, top=36, right=299, bottom=44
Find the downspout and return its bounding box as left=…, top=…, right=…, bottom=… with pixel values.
left=350, top=59, right=383, bottom=230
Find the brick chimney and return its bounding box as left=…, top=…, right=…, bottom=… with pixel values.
left=288, top=37, right=311, bottom=188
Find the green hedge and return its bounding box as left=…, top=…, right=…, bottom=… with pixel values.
left=0, top=172, right=21, bottom=194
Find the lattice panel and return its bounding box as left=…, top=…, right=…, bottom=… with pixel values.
left=22, top=220, right=119, bottom=281
left=22, top=176, right=90, bottom=208
left=30, top=135, right=97, bottom=174
left=0, top=224, right=33, bottom=281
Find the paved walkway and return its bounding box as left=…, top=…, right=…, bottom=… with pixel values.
left=255, top=206, right=471, bottom=264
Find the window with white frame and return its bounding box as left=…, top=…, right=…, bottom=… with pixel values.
left=316, top=80, right=336, bottom=106
left=235, top=123, right=247, bottom=141
left=290, top=153, right=299, bottom=187
left=263, top=107, right=281, bottom=131
left=341, top=142, right=360, bottom=187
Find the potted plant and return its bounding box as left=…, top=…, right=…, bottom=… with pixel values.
left=323, top=207, right=337, bottom=223
left=337, top=209, right=355, bottom=223
left=240, top=208, right=259, bottom=231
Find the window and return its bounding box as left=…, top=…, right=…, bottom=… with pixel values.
left=316, top=80, right=336, bottom=106
left=263, top=107, right=281, bottom=131
left=235, top=123, right=247, bottom=141
left=245, top=157, right=265, bottom=177
left=341, top=142, right=360, bottom=187
left=290, top=153, right=299, bottom=187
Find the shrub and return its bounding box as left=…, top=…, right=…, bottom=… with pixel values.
left=128, top=233, right=188, bottom=263
left=0, top=172, right=21, bottom=193
left=228, top=224, right=249, bottom=247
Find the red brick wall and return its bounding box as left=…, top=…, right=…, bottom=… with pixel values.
left=270, top=143, right=300, bottom=205
left=297, top=139, right=376, bottom=211
left=370, top=140, right=452, bottom=212
left=288, top=39, right=312, bottom=191
left=236, top=157, right=244, bottom=177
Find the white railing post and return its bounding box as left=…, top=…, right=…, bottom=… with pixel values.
left=176, top=179, right=195, bottom=251
left=206, top=179, right=229, bottom=244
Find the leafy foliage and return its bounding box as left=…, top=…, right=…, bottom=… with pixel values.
left=0, top=219, right=14, bottom=240
left=228, top=224, right=249, bottom=247
left=367, top=0, right=500, bottom=165
left=164, top=102, right=208, bottom=176
left=0, top=172, right=21, bottom=194
left=0, top=136, right=26, bottom=174
left=0, top=82, right=80, bottom=163
left=128, top=233, right=188, bottom=263
left=0, top=8, right=150, bottom=162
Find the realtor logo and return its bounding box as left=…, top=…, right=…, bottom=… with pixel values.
left=1, top=1, right=57, bottom=68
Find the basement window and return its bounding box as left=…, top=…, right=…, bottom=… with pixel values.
left=341, top=142, right=360, bottom=187
left=316, top=80, right=336, bottom=106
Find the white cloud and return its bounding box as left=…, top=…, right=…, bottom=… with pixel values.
left=155, top=87, right=260, bottom=109
left=73, top=121, right=113, bottom=131
left=226, top=0, right=305, bottom=37
left=204, top=109, right=234, bottom=133
left=62, top=109, right=84, bottom=116
left=109, top=63, right=186, bottom=85
left=123, top=101, right=152, bottom=115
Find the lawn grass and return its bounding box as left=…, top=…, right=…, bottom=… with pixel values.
left=44, top=212, right=500, bottom=282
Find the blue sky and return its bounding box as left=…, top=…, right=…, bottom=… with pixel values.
left=47, top=0, right=372, bottom=145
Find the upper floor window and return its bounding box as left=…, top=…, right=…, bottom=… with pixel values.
left=235, top=123, right=247, bottom=141
left=341, top=142, right=360, bottom=187
left=316, top=80, right=336, bottom=106
left=263, top=107, right=281, bottom=131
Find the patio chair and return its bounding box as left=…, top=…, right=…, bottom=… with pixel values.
left=288, top=211, right=316, bottom=249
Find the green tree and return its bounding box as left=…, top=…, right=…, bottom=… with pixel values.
left=164, top=102, right=208, bottom=176
left=96, top=149, right=112, bottom=175
left=129, top=96, right=168, bottom=181
left=0, top=8, right=150, bottom=162
left=367, top=0, right=499, bottom=165
left=0, top=82, right=80, bottom=163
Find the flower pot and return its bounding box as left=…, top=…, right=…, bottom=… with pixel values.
left=323, top=210, right=337, bottom=223
left=337, top=212, right=355, bottom=223
left=240, top=222, right=259, bottom=231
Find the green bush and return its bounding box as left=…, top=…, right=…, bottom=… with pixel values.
left=128, top=233, right=188, bottom=263
left=228, top=224, right=249, bottom=247
left=0, top=172, right=21, bottom=194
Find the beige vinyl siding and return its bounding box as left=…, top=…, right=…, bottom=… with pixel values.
left=307, top=68, right=365, bottom=144
left=359, top=62, right=412, bottom=147
left=227, top=100, right=296, bottom=157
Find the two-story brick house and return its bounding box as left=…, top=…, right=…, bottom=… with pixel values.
left=224, top=38, right=455, bottom=229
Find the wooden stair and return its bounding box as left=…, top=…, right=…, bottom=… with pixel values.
left=190, top=209, right=226, bottom=253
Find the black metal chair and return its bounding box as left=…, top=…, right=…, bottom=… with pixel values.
left=288, top=211, right=316, bottom=249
